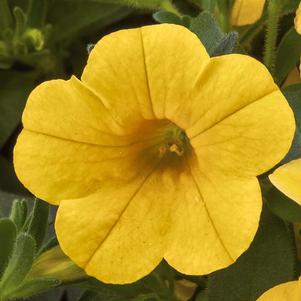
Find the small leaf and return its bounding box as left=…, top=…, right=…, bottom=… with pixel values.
left=205, top=206, right=298, bottom=301
left=275, top=28, right=301, bottom=84
left=153, top=10, right=183, bottom=25
left=0, top=233, right=36, bottom=296
left=211, top=31, right=238, bottom=56
left=9, top=199, right=28, bottom=231
left=189, top=12, right=224, bottom=55
left=27, top=199, right=49, bottom=250
left=0, top=218, right=17, bottom=277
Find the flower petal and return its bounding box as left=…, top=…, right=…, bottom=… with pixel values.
left=164, top=163, right=261, bottom=275
left=55, top=165, right=177, bottom=284
left=14, top=130, right=156, bottom=205
left=257, top=278, right=301, bottom=301
left=186, top=54, right=278, bottom=138
left=139, top=24, right=210, bottom=124
left=269, top=159, right=301, bottom=205
left=190, top=90, right=295, bottom=176
left=22, top=76, right=127, bottom=144
left=231, top=0, right=265, bottom=26
left=82, top=24, right=210, bottom=129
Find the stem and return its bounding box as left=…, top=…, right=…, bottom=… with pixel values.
left=161, top=0, right=181, bottom=16
left=263, top=0, right=282, bottom=73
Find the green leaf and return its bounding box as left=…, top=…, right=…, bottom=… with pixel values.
left=9, top=199, right=28, bottom=231
left=9, top=277, right=60, bottom=299
left=48, top=1, right=132, bottom=44
left=282, top=0, right=299, bottom=15
left=188, top=12, right=237, bottom=56
left=27, top=199, right=49, bottom=250
left=0, top=218, right=17, bottom=277
left=265, top=183, right=301, bottom=222
left=204, top=206, right=297, bottom=301
left=275, top=28, right=301, bottom=84
left=0, top=233, right=36, bottom=296
left=189, top=12, right=224, bottom=55
left=0, top=70, right=36, bottom=149
left=211, top=31, right=238, bottom=56
left=281, top=84, right=301, bottom=163
left=153, top=10, right=183, bottom=25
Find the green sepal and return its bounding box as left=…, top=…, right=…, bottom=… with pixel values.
left=0, top=233, right=36, bottom=297
left=9, top=199, right=28, bottom=231
left=275, top=28, right=301, bottom=84
left=8, top=277, right=60, bottom=299
left=0, top=218, right=17, bottom=277
left=26, top=199, right=49, bottom=251
left=203, top=206, right=298, bottom=301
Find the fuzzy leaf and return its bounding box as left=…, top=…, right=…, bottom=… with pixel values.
left=0, top=218, right=17, bottom=277
left=0, top=233, right=36, bottom=296
left=189, top=12, right=224, bottom=55
left=211, top=31, right=238, bottom=56
left=9, top=199, right=28, bottom=231
left=9, top=277, right=60, bottom=299
left=27, top=199, right=49, bottom=250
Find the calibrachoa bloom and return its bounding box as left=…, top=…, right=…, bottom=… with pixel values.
left=231, top=0, right=266, bottom=26
left=257, top=277, right=301, bottom=300
left=14, top=24, right=295, bottom=284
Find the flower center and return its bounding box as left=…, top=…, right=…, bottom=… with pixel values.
left=158, top=127, right=188, bottom=158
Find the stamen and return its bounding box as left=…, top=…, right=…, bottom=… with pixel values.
left=169, top=144, right=184, bottom=156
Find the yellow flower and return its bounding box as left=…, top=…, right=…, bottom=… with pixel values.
left=231, top=0, right=266, bottom=26
left=295, top=1, right=301, bottom=35
left=269, top=159, right=301, bottom=205
left=14, top=24, right=295, bottom=284
left=257, top=277, right=301, bottom=300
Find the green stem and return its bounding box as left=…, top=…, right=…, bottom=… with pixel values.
left=161, top=0, right=181, bottom=16
left=263, top=0, right=282, bottom=73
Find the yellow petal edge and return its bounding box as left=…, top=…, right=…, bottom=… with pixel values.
left=257, top=277, right=301, bottom=301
